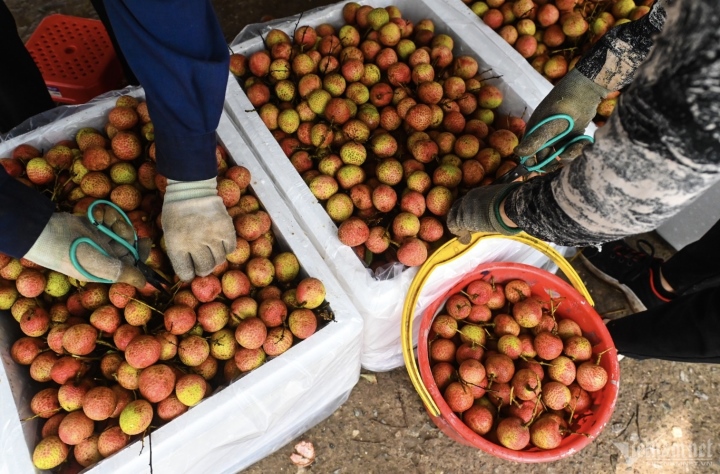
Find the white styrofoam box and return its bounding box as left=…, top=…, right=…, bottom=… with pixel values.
left=225, top=0, right=568, bottom=371
left=656, top=181, right=720, bottom=250
left=0, top=94, right=364, bottom=473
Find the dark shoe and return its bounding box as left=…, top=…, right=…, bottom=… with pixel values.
left=579, top=239, right=673, bottom=313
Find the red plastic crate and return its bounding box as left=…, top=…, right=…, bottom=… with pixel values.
left=25, top=14, right=125, bottom=105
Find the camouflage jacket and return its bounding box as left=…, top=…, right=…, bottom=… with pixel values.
left=506, top=0, right=720, bottom=246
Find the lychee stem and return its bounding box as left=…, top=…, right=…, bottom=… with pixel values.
left=126, top=296, right=164, bottom=315
left=21, top=408, right=61, bottom=421
left=96, top=340, right=119, bottom=351
left=567, top=397, right=578, bottom=424
left=595, top=348, right=612, bottom=365
left=70, top=354, right=101, bottom=361
left=469, top=340, right=487, bottom=350
left=538, top=395, right=549, bottom=412
left=459, top=290, right=476, bottom=300
left=550, top=47, right=580, bottom=55
left=549, top=298, right=563, bottom=319
left=524, top=396, right=542, bottom=428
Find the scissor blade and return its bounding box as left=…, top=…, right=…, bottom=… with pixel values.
left=495, top=164, right=529, bottom=184
left=136, top=262, right=172, bottom=295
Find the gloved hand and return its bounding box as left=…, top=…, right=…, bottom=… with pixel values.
left=23, top=207, right=151, bottom=288
left=161, top=177, right=236, bottom=281
left=516, top=69, right=610, bottom=163
left=446, top=183, right=522, bottom=244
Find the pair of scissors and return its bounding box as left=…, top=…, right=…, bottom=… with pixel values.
left=69, top=199, right=171, bottom=295
left=495, top=114, right=594, bottom=184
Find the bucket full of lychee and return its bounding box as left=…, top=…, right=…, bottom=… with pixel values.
left=402, top=232, right=619, bottom=462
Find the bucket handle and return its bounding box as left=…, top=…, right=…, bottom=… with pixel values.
left=401, top=232, right=593, bottom=417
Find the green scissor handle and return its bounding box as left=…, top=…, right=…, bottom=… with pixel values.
left=517, top=114, right=595, bottom=172
left=69, top=199, right=140, bottom=283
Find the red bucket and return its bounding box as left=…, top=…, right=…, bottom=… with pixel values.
left=416, top=261, right=620, bottom=463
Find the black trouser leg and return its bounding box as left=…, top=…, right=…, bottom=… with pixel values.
left=607, top=287, right=720, bottom=363
left=0, top=2, right=54, bottom=133
left=661, top=219, right=720, bottom=295
left=89, top=0, right=139, bottom=86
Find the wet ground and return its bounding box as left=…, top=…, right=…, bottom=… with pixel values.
left=7, top=0, right=720, bottom=473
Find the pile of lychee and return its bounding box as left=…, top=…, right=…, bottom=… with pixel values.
left=0, top=95, right=330, bottom=471
left=230, top=3, right=527, bottom=269
left=464, top=0, right=655, bottom=123
left=428, top=277, right=610, bottom=451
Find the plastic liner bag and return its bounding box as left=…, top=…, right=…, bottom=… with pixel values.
left=0, top=85, right=143, bottom=143
left=224, top=0, right=573, bottom=372
left=0, top=94, right=364, bottom=473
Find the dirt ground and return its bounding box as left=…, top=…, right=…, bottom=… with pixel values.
left=7, top=0, right=720, bottom=473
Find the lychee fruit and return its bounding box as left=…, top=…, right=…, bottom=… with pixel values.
left=556, top=318, right=583, bottom=340
left=542, top=381, right=572, bottom=410
left=505, top=279, right=531, bottom=303
left=288, top=308, right=318, bottom=339
left=32, top=435, right=69, bottom=470
left=97, top=425, right=130, bottom=457
left=119, top=399, right=153, bottom=435
left=178, top=335, right=210, bottom=367
left=62, top=323, right=97, bottom=355
left=157, top=394, right=189, bottom=422
left=137, top=363, right=176, bottom=403
left=263, top=326, right=294, bottom=356
left=576, top=360, right=609, bottom=392
left=82, top=386, right=117, bottom=421
left=234, top=347, right=266, bottom=372
left=566, top=383, right=592, bottom=415
left=426, top=186, right=453, bottom=216
left=58, top=410, right=94, bottom=445
left=175, top=373, right=206, bottom=407
left=511, top=368, right=541, bottom=401
left=548, top=355, right=577, bottom=386
left=562, top=335, right=593, bottom=361
left=534, top=331, right=564, bottom=360
left=443, top=381, right=474, bottom=413
left=430, top=338, right=456, bottom=363
left=396, top=238, right=428, bottom=266
left=530, top=414, right=567, bottom=449
left=295, top=277, right=326, bottom=309
left=111, top=132, right=141, bottom=160
left=124, top=334, right=162, bottom=369
left=484, top=353, right=515, bottom=383
left=496, top=417, right=530, bottom=450
left=463, top=404, right=494, bottom=435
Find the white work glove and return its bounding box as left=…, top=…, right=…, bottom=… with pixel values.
left=161, top=177, right=236, bottom=281
left=24, top=208, right=150, bottom=288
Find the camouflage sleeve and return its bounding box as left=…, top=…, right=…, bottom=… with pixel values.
left=575, top=1, right=666, bottom=91
left=505, top=0, right=720, bottom=247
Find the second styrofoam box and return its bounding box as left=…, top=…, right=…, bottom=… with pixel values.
left=0, top=93, right=364, bottom=474
left=225, top=0, right=566, bottom=371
